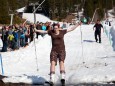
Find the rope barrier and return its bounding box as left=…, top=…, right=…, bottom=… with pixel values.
left=32, top=0, right=46, bottom=72
left=33, top=34, right=39, bottom=71
left=80, top=24, right=85, bottom=64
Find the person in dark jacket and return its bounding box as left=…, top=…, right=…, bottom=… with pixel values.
left=93, top=20, right=104, bottom=43
left=29, top=24, right=34, bottom=42
left=1, top=26, right=8, bottom=52
left=36, top=22, right=42, bottom=39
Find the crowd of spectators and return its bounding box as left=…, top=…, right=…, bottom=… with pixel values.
left=0, top=21, right=69, bottom=52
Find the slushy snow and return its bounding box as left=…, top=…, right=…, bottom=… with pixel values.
left=0, top=11, right=115, bottom=85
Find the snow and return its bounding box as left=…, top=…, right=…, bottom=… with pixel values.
left=0, top=10, right=115, bottom=85
left=22, top=13, right=52, bottom=23
left=16, top=7, right=25, bottom=13
left=0, top=23, right=115, bottom=85
left=16, top=7, right=52, bottom=23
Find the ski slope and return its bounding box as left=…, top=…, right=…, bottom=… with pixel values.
left=0, top=24, right=115, bottom=85
left=22, top=13, right=52, bottom=23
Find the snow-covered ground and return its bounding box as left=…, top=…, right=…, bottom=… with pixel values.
left=0, top=22, right=115, bottom=85
left=0, top=8, right=115, bottom=85
left=22, top=13, right=52, bottom=23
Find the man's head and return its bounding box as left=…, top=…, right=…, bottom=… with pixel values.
left=97, top=19, right=100, bottom=24
left=54, top=25, right=59, bottom=29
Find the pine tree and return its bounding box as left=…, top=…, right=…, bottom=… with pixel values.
left=0, top=0, right=10, bottom=24
left=0, top=0, right=114, bottom=23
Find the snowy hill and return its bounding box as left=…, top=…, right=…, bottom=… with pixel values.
left=0, top=23, right=115, bottom=85
left=22, top=13, right=51, bottom=23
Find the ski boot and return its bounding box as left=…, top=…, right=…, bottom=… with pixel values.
left=50, top=73, right=55, bottom=86
left=60, top=73, right=65, bottom=86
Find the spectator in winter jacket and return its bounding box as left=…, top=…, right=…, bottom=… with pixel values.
left=0, top=34, right=3, bottom=51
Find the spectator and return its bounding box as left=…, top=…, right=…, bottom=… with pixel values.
left=29, top=24, right=34, bottom=42
left=36, top=22, right=42, bottom=39
left=1, top=26, right=8, bottom=52
left=0, top=34, right=3, bottom=51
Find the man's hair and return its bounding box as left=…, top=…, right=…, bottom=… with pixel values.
left=97, top=19, right=100, bottom=22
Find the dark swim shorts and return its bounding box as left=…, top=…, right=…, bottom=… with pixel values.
left=50, top=50, right=66, bottom=63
